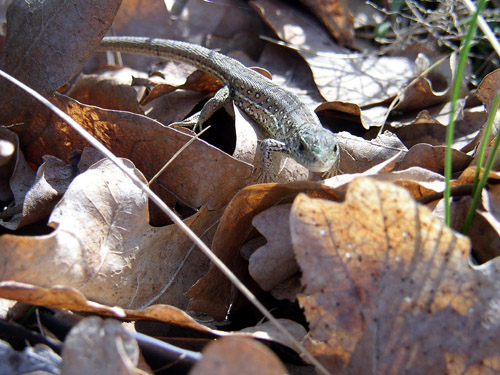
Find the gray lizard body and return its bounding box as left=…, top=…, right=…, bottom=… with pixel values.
left=98, top=36, right=339, bottom=180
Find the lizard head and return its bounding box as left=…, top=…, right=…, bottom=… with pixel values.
left=294, top=127, right=340, bottom=174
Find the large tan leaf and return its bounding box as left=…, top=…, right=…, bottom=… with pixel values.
left=251, top=0, right=415, bottom=107
left=290, top=178, right=500, bottom=375
left=0, top=159, right=220, bottom=310
left=9, top=94, right=251, bottom=211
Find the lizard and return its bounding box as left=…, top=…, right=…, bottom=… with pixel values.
left=97, top=36, right=340, bottom=181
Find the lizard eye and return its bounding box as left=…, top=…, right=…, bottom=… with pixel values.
left=298, top=141, right=305, bottom=152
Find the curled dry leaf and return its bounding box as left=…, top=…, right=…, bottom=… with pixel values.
left=335, top=131, right=407, bottom=174
left=187, top=182, right=340, bottom=320
left=474, top=68, right=500, bottom=113
left=0, top=127, right=35, bottom=214
left=316, top=101, right=389, bottom=130
left=0, top=159, right=221, bottom=310
left=0, top=281, right=307, bottom=356
left=189, top=336, right=287, bottom=375
left=61, top=317, right=139, bottom=375
left=0, top=281, right=218, bottom=334
left=239, top=319, right=307, bottom=351
left=67, top=68, right=146, bottom=113
left=7, top=155, right=75, bottom=229
left=397, top=143, right=473, bottom=174
left=290, top=178, right=500, bottom=375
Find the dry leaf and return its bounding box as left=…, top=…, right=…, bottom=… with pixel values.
left=0, top=159, right=220, bottom=310
left=336, top=131, right=407, bottom=174
left=61, top=317, right=139, bottom=375
left=251, top=0, right=415, bottom=106
left=0, top=281, right=218, bottom=334
left=299, top=0, right=354, bottom=46
left=189, top=336, right=287, bottom=375
left=397, top=143, right=473, bottom=174
left=290, top=178, right=500, bottom=375
left=9, top=94, right=251, bottom=211
left=187, top=182, right=340, bottom=320
left=240, top=319, right=307, bottom=351
left=248, top=204, right=300, bottom=300
left=0, top=127, right=34, bottom=202
left=8, top=155, right=74, bottom=229
left=0, top=0, right=120, bottom=124
left=474, top=68, right=500, bottom=113
left=67, top=69, right=146, bottom=113
left=0, top=341, right=61, bottom=374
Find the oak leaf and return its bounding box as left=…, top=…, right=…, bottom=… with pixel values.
left=291, top=178, right=500, bottom=375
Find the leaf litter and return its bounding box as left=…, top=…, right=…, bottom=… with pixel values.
left=1, top=0, right=500, bottom=373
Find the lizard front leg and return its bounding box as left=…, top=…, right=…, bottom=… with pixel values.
left=169, top=85, right=232, bottom=131
left=258, top=138, right=291, bottom=183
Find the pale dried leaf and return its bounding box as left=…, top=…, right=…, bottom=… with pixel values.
left=239, top=319, right=307, bottom=351
left=251, top=0, right=414, bottom=106
left=336, top=131, right=407, bottom=174
left=0, top=159, right=219, bottom=310
left=61, top=317, right=139, bottom=375
left=249, top=204, right=300, bottom=300
left=0, top=341, right=61, bottom=375
left=67, top=69, right=146, bottom=113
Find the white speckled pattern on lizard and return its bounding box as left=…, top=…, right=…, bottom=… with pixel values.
left=98, top=36, right=340, bottom=181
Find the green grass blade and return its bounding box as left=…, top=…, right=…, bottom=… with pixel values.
left=444, top=0, right=488, bottom=226
left=462, top=93, right=500, bottom=234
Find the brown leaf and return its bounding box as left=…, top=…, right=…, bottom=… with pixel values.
left=0, top=0, right=119, bottom=123
left=474, top=68, right=500, bottom=113
left=299, top=0, right=354, bottom=47
left=61, top=317, right=139, bottom=375
left=0, top=281, right=217, bottom=334
left=290, top=178, right=500, bottom=375
left=0, top=159, right=220, bottom=310
left=397, top=143, right=473, bottom=174
left=189, top=337, right=287, bottom=375
left=240, top=319, right=307, bottom=351
left=10, top=94, right=251, bottom=211
left=336, top=132, right=407, bottom=174
left=67, top=69, right=146, bottom=113
left=10, top=155, right=74, bottom=229
left=316, top=101, right=388, bottom=129
left=251, top=0, right=415, bottom=106
left=187, top=182, right=340, bottom=320
left=248, top=204, right=300, bottom=300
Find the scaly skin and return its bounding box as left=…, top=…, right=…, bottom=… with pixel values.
left=98, top=36, right=340, bottom=180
